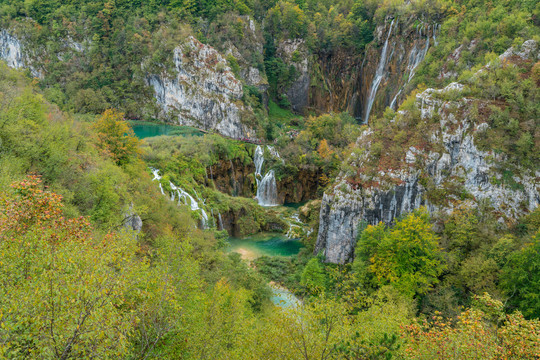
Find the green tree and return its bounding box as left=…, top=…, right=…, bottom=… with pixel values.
left=92, top=109, right=142, bottom=166
left=301, top=257, right=328, bottom=294
left=500, top=230, right=540, bottom=319
left=355, top=208, right=445, bottom=297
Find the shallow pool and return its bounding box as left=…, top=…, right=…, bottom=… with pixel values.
left=227, top=233, right=303, bottom=261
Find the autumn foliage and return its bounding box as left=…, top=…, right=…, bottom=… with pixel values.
left=401, top=293, right=540, bottom=359
left=92, top=109, right=142, bottom=166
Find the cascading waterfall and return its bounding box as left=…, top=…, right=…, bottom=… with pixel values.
left=149, top=167, right=210, bottom=229
left=151, top=168, right=166, bottom=195
left=254, top=146, right=264, bottom=177
left=364, top=19, right=395, bottom=125
left=253, top=145, right=280, bottom=206
left=257, top=170, right=279, bottom=207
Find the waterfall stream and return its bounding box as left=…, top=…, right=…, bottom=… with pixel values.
left=150, top=167, right=210, bottom=229
left=253, top=146, right=280, bottom=206
left=364, top=19, right=395, bottom=125
left=390, top=22, right=438, bottom=110
left=257, top=170, right=279, bottom=207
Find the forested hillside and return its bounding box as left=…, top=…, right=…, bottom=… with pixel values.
left=0, top=0, right=539, bottom=359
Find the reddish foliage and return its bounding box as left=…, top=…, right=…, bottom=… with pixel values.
left=0, top=175, right=92, bottom=243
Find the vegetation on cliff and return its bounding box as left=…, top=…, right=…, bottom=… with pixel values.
left=0, top=0, right=539, bottom=358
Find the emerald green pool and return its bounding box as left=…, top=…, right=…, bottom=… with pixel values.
left=227, top=233, right=303, bottom=260
left=130, top=122, right=203, bottom=139
left=227, top=233, right=303, bottom=309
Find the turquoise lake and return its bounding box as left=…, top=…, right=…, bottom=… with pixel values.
left=227, top=233, right=303, bottom=260
left=130, top=122, right=203, bottom=139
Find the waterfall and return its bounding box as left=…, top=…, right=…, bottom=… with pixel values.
left=151, top=168, right=166, bottom=195
left=218, top=211, right=224, bottom=230
left=257, top=170, right=279, bottom=207
left=408, top=26, right=430, bottom=82
left=390, top=22, right=436, bottom=110
left=253, top=146, right=280, bottom=206
left=254, top=146, right=264, bottom=177
left=200, top=208, right=209, bottom=229
left=266, top=145, right=282, bottom=160
left=150, top=167, right=211, bottom=229
left=364, top=19, right=395, bottom=124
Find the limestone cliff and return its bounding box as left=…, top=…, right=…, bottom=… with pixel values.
left=308, top=17, right=439, bottom=122
left=315, top=42, right=539, bottom=264
left=146, top=36, right=255, bottom=139
left=0, top=29, right=42, bottom=78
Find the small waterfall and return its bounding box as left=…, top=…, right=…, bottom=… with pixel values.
left=253, top=146, right=280, bottom=206
left=151, top=167, right=161, bottom=181
left=151, top=168, right=166, bottom=195
left=218, top=211, right=224, bottom=230
left=254, top=146, right=264, bottom=177
left=150, top=167, right=211, bottom=230
left=171, top=182, right=200, bottom=211
left=364, top=19, right=395, bottom=124
left=266, top=145, right=281, bottom=160
left=408, top=26, right=430, bottom=82
left=257, top=170, right=279, bottom=207
left=200, top=208, right=209, bottom=229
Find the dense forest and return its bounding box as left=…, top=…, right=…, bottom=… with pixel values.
left=0, top=0, right=539, bottom=359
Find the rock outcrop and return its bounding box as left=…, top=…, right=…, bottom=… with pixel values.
left=306, top=17, right=439, bottom=121
left=278, top=167, right=320, bottom=204
left=277, top=39, right=310, bottom=113
left=146, top=36, right=254, bottom=139
left=315, top=43, right=539, bottom=263
left=0, top=29, right=42, bottom=78
left=208, top=158, right=255, bottom=198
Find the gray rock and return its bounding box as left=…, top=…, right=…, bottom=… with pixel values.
left=316, top=78, right=539, bottom=264
left=123, top=203, right=143, bottom=233
left=146, top=36, right=254, bottom=139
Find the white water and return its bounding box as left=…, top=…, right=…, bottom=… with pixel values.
left=407, top=25, right=430, bottom=82
left=218, top=212, right=224, bottom=230
left=253, top=145, right=280, bottom=206
left=364, top=19, right=395, bottom=124
left=257, top=170, right=279, bottom=207
left=390, top=22, right=437, bottom=110
left=254, top=146, right=264, bottom=177
left=150, top=167, right=211, bottom=229
left=151, top=168, right=166, bottom=195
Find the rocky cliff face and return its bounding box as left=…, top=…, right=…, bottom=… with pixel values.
left=315, top=42, right=539, bottom=264
left=278, top=168, right=320, bottom=204
left=277, top=39, right=310, bottom=113
left=146, top=36, right=254, bottom=139
left=0, top=29, right=42, bottom=78
left=208, top=158, right=255, bottom=198
left=306, top=17, right=438, bottom=121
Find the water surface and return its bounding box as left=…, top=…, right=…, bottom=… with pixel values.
left=130, top=122, right=203, bottom=139
left=227, top=233, right=303, bottom=261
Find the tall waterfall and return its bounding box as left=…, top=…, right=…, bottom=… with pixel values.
left=364, top=19, right=395, bottom=125
left=253, top=145, right=280, bottom=206
left=390, top=22, right=438, bottom=110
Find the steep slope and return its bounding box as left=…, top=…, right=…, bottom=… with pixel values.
left=315, top=41, right=539, bottom=263
left=145, top=36, right=255, bottom=139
